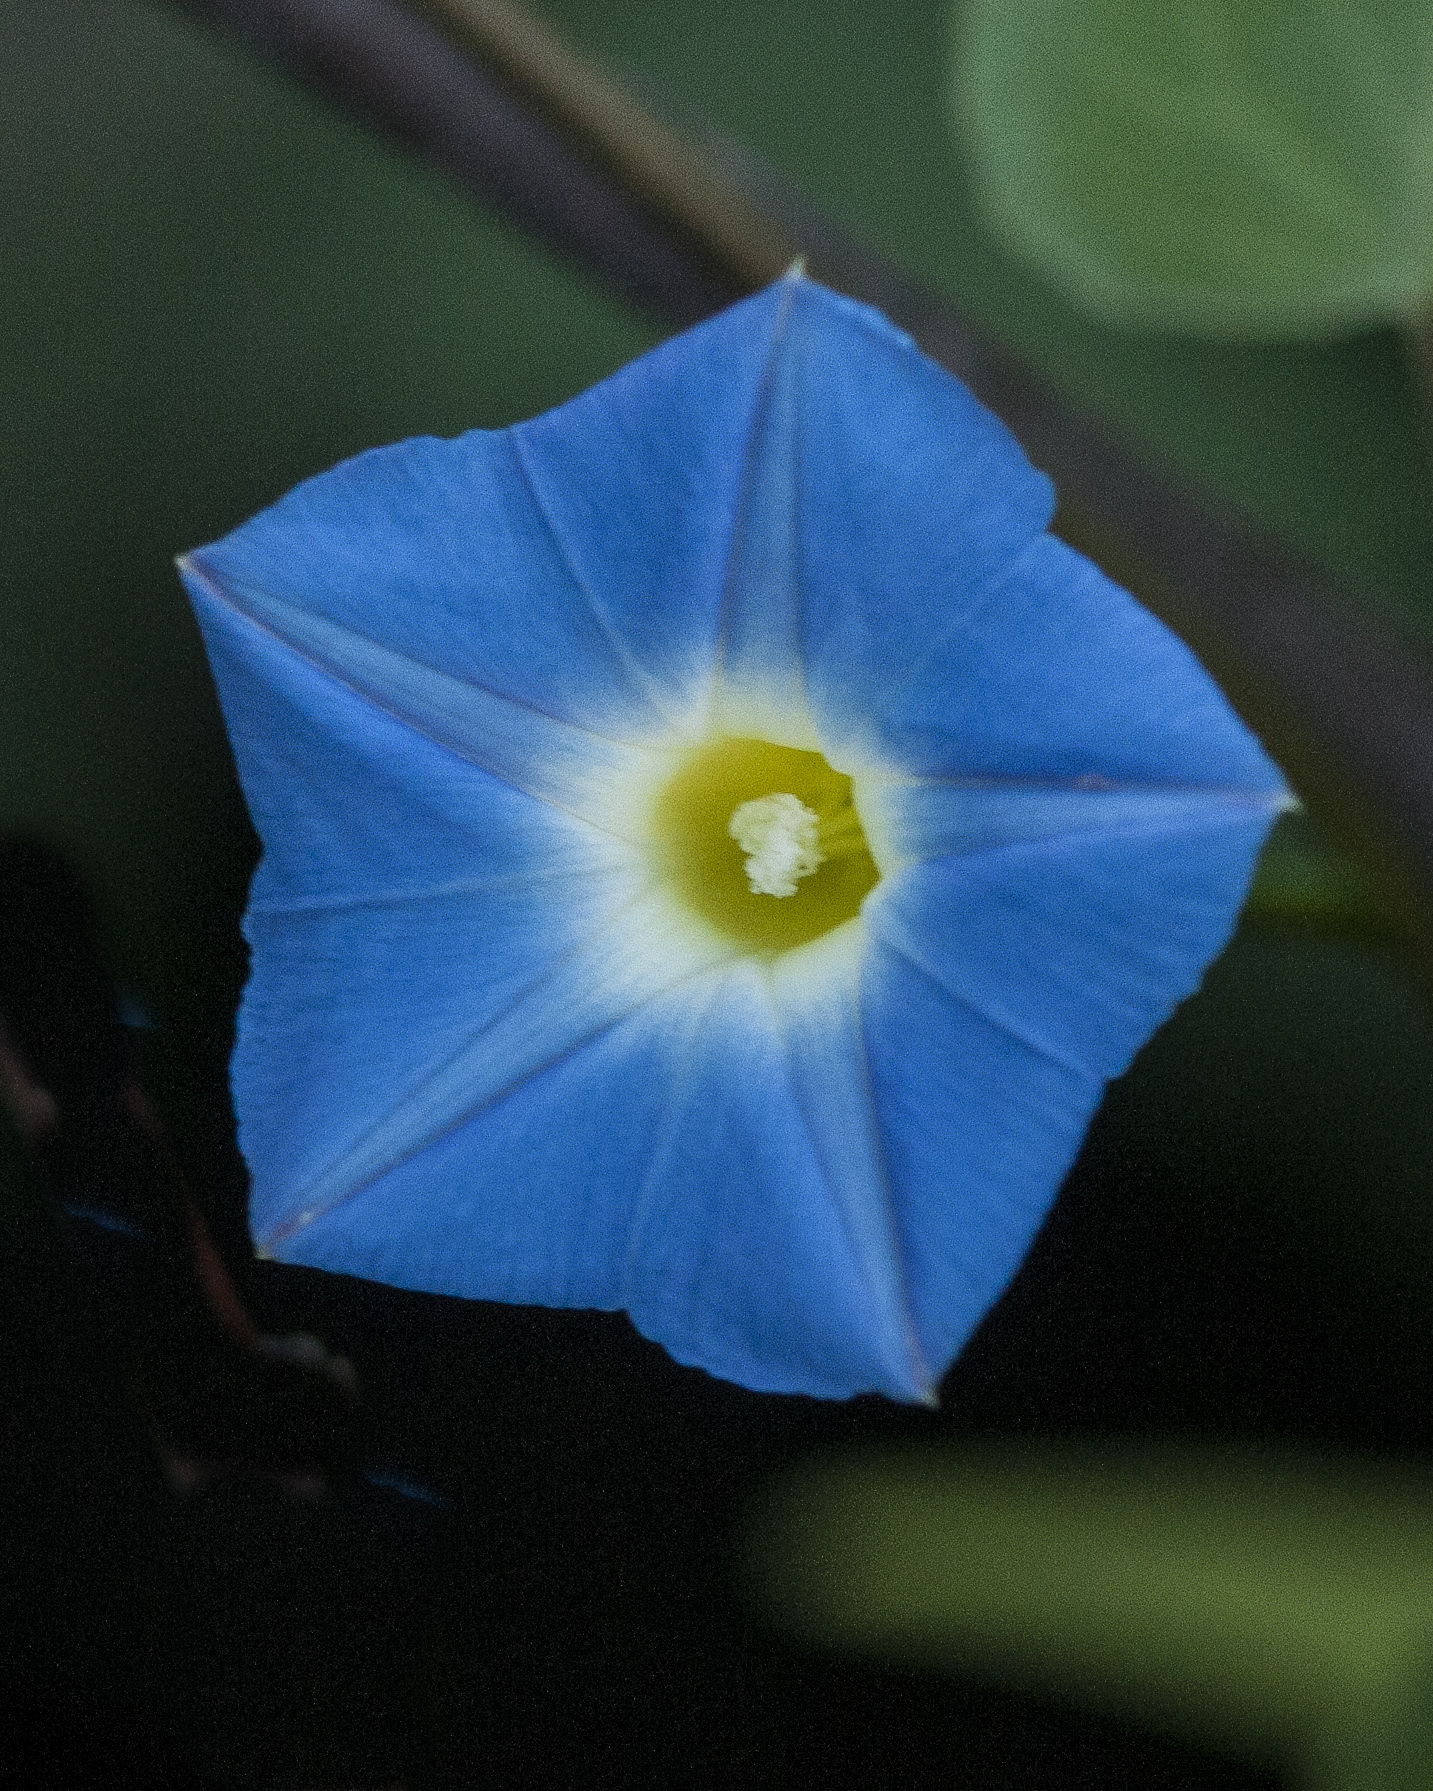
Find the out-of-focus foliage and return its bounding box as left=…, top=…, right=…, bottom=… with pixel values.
left=955, top=0, right=1433, bottom=340
left=749, top=1444, right=1433, bottom=1791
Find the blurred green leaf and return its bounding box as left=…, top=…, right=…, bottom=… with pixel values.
left=955, top=0, right=1433, bottom=340
left=749, top=1443, right=1433, bottom=1791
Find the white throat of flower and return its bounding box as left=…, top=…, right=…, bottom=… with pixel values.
left=728, top=792, right=825, bottom=897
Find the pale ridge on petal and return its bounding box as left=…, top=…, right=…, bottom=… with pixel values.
left=858, top=532, right=1053, bottom=714
left=509, top=429, right=704, bottom=739
left=709, top=270, right=818, bottom=747
left=867, top=888, right=1090, bottom=1077
left=258, top=887, right=741, bottom=1252
left=618, top=968, right=726, bottom=1304
left=866, top=806, right=1275, bottom=1083
left=248, top=859, right=639, bottom=920
left=869, top=778, right=1291, bottom=870
left=766, top=925, right=932, bottom=1398
left=182, top=557, right=675, bottom=841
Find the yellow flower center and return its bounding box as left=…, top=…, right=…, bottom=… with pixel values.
left=651, top=736, right=879, bottom=954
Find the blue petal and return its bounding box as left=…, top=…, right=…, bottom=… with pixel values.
left=868, top=778, right=1285, bottom=869
left=708, top=275, right=812, bottom=740
left=766, top=929, right=929, bottom=1396
left=863, top=939, right=1104, bottom=1381
left=188, top=421, right=675, bottom=740
left=187, top=551, right=634, bottom=916
left=179, top=273, right=1291, bottom=1405
left=189, top=581, right=662, bottom=1244
left=257, top=885, right=737, bottom=1252
left=188, top=558, right=633, bottom=912
left=239, top=879, right=616, bottom=1250
left=776, top=283, right=1057, bottom=764
left=624, top=958, right=919, bottom=1398
left=514, top=279, right=801, bottom=731
left=274, top=985, right=696, bottom=1311
left=853, top=531, right=1284, bottom=787
left=278, top=961, right=913, bottom=1400
left=182, top=559, right=669, bottom=838
left=866, top=809, right=1277, bottom=1082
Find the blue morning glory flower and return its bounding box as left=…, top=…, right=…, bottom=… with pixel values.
left=179, top=272, right=1287, bottom=1403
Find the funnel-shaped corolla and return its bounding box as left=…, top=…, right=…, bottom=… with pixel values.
left=180, top=274, right=1287, bottom=1401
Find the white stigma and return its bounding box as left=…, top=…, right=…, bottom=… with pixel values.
left=728, top=793, right=825, bottom=897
